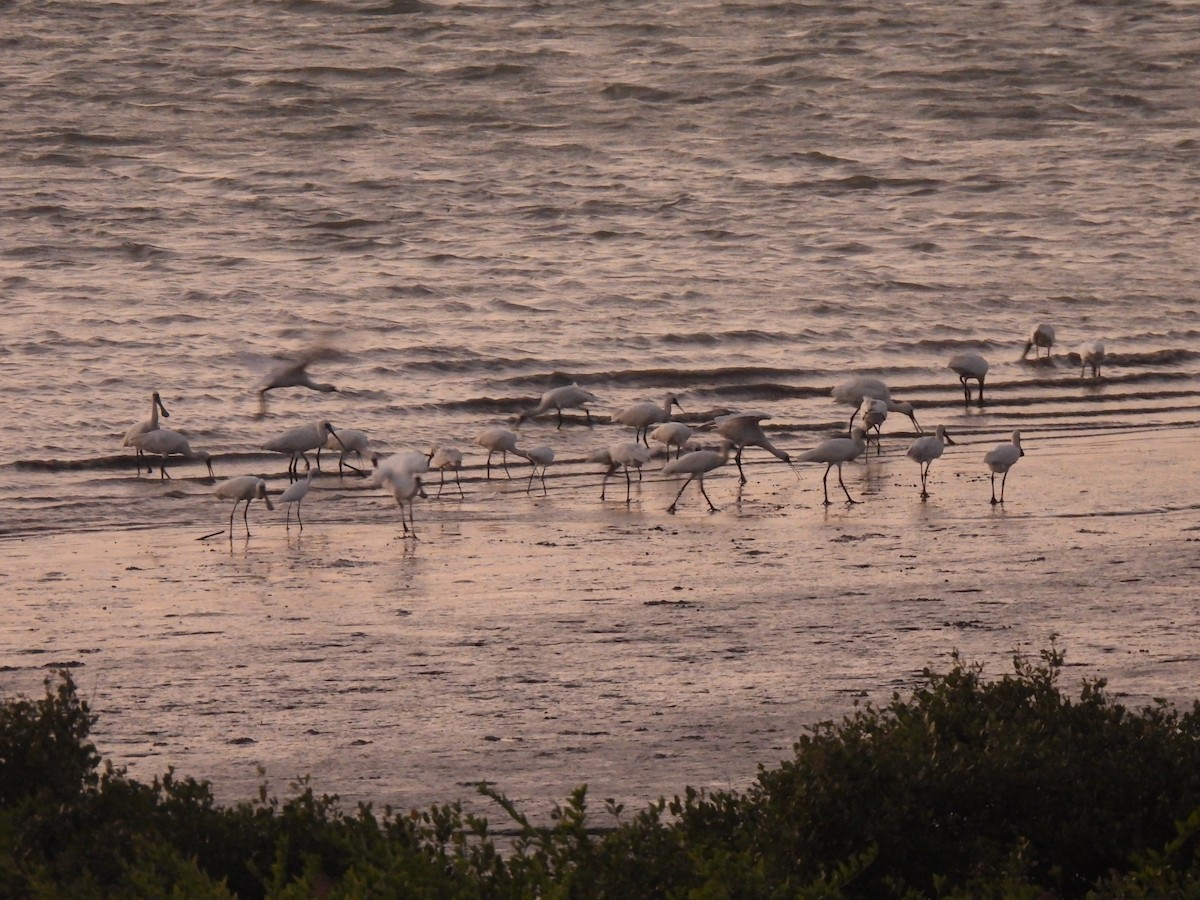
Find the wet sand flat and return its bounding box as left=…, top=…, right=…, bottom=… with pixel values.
left=2, top=426, right=1199, bottom=816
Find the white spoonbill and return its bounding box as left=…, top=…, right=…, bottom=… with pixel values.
left=131, top=428, right=215, bottom=480
left=255, top=352, right=337, bottom=417
left=1021, top=324, right=1055, bottom=360
left=709, top=412, right=792, bottom=484
left=592, top=442, right=652, bottom=502
left=649, top=421, right=693, bottom=459
left=796, top=427, right=868, bottom=505
left=428, top=446, right=465, bottom=498
left=522, top=445, right=555, bottom=494
left=985, top=430, right=1024, bottom=505
left=122, top=391, right=170, bottom=473
left=906, top=424, right=956, bottom=499
left=324, top=428, right=371, bottom=475
left=831, top=377, right=921, bottom=435
left=612, top=393, right=684, bottom=445
left=264, top=419, right=344, bottom=480
left=662, top=441, right=733, bottom=513
left=859, top=398, right=888, bottom=446
left=278, top=469, right=317, bottom=530
left=948, top=352, right=989, bottom=405
left=515, top=383, right=599, bottom=429
left=475, top=427, right=524, bottom=478
left=214, top=475, right=274, bottom=536
left=378, top=468, right=427, bottom=538
left=1078, top=341, right=1105, bottom=378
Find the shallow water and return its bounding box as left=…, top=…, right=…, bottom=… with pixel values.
left=1, top=0, right=1199, bottom=813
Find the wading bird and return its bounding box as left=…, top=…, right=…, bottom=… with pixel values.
left=131, top=427, right=214, bottom=480
left=985, top=430, right=1024, bottom=505
left=278, top=469, right=317, bottom=529
left=1078, top=341, right=1105, bottom=378
left=592, top=442, right=652, bottom=502
left=515, top=383, right=599, bottom=429
left=709, top=412, right=792, bottom=484
left=612, top=393, right=684, bottom=445
left=122, top=391, right=170, bottom=473
left=906, top=424, right=956, bottom=499
left=796, top=427, right=868, bottom=505
left=475, top=427, right=524, bottom=478
left=214, top=476, right=274, bottom=536
left=1022, top=324, right=1055, bottom=360
left=649, top=421, right=693, bottom=459
left=263, top=419, right=344, bottom=480
left=859, top=398, right=888, bottom=447
left=522, top=445, right=555, bottom=494
left=325, top=428, right=371, bottom=475
left=428, top=446, right=465, bottom=498
left=831, top=377, right=921, bottom=435
left=662, top=441, right=733, bottom=513
left=376, top=467, right=427, bottom=538
left=948, top=352, right=989, bottom=405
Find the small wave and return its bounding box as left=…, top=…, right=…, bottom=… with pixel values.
left=600, top=83, right=680, bottom=103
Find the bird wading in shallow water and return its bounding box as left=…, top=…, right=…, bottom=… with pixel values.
left=906, top=424, right=956, bottom=500
left=708, top=411, right=792, bottom=484
left=263, top=419, right=345, bottom=481
left=277, top=469, right=317, bottom=529
left=831, top=377, right=921, bottom=435
left=428, top=446, right=465, bottom=498
left=475, top=427, right=524, bottom=478
left=1022, top=324, right=1055, bottom=360
left=515, top=383, right=599, bottom=429
left=948, top=352, right=989, bottom=406
left=662, top=441, right=733, bottom=513
left=591, top=442, right=652, bottom=502
left=612, top=393, right=684, bottom=445
left=122, top=391, right=170, bottom=474
left=131, top=427, right=214, bottom=480
left=214, top=475, right=274, bottom=537
left=1078, top=341, right=1105, bottom=378
left=797, top=427, right=868, bottom=505
left=985, top=430, right=1024, bottom=504
left=649, top=421, right=693, bottom=460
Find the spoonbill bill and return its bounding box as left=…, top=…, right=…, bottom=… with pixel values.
left=1078, top=341, right=1105, bottom=378
left=985, top=430, right=1024, bottom=504
left=612, top=393, right=684, bottom=445
left=522, top=445, right=555, bottom=494
left=278, top=469, right=317, bottom=529
left=255, top=352, right=337, bottom=417
left=662, top=441, right=733, bottom=513
left=831, top=377, right=921, bottom=435
left=324, top=427, right=371, bottom=475
left=428, top=446, right=465, bottom=498
left=948, top=352, right=989, bottom=405
left=263, top=420, right=344, bottom=480
left=796, top=427, right=868, bottom=505
left=131, top=428, right=215, bottom=480
left=709, top=412, right=791, bottom=484
left=122, top=391, right=170, bottom=473
left=649, top=421, right=693, bottom=459
left=592, top=442, right=651, bottom=502
left=906, top=424, right=956, bottom=499
left=1021, top=324, right=1055, bottom=360
left=515, top=383, right=599, bottom=429
left=214, top=476, right=274, bottom=536
left=475, top=427, right=524, bottom=478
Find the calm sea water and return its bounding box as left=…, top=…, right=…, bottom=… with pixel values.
left=1, top=0, right=1198, bottom=535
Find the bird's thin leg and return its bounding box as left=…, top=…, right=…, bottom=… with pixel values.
left=540, top=469, right=548, bottom=495
left=455, top=470, right=464, bottom=498
left=229, top=502, right=237, bottom=533
left=821, top=465, right=833, bottom=506
left=297, top=502, right=303, bottom=530
left=243, top=500, right=252, bottom=535
left=667, top=476, right=693, bottom=513
left=555, top=408, right=564, bottom=429
left=1000, top=470, right=1009, bottom=503
left=527, top=466, right=536, bottom=493
left=437, top=470, right=446, bottom=498
left=978, top=380, right=985, bottom=406
left=485, top=452, right=493, bottom=479
left=160, top=458, right=170, bottom=480
left=837, top=464, right=857, bottom=504
left=990, top=472, right=999, bottom=505
left=698, top=478, right=718, bottom=512
left=502, top=452, right=511, bottom=478
left=920, top=463, right=930, bottom=499
left=408, top=502, right=417, bottom=538
left=600, top=470, right=610, bottom=501
left=734, top=446, right=747, bottom=485
left=585, top=409, right=593, bottom=428
left=625, top=467, right=633, bottom=503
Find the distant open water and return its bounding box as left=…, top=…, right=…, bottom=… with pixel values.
left=1, top=0, right=1198, bottom=536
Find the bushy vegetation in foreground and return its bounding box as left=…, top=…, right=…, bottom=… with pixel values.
left=6, top=648, right=1200, bottom=898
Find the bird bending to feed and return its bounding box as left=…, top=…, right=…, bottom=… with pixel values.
left=591, top=442, right=651, bottom=502
left=948, top=352, right=989, bottom=405
left=796, top=427, right=868, bottom=505
left=662, top=441, right=732, bottom=513
left=515, top=383, right=599, bottom=429
left=649, top=421, right=693, bottom=459
left=254, top=350, right=338, bottom=417
left=475, top=427, right=524, bottom=478
left=325, top=428, right=371, bottom=476
left=1078, top=341, right=1105, bottom=378
left=710, top=411, right=792, bottom=484
left=906, top=424, right=956, bottom=499
left=985, top=430, right=1024, bottom=505
left=428, top=446, right=465, bottom=498
left=612, top=393, right=684, bottom=445
left=522, top=445, right=555, bottom=494
left=131, top=428, right=214, bottom=480
left=277, top=469, right=317, bottom=529
left=376, top=466, right=427, bottom=538
left=1022, top=324, right=1055, bottom=360
left=122, top=391, right=170, bottom=473
left=263, top=419, right=344, bottom=480
left=859, top=398, right=888, bottom=446
left=830, top=377, right=921, bottom=435
left=214, top=476, right=274, bottom=537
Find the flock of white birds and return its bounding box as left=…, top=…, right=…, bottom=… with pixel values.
left=121, top=324, right=1103, bottom=539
